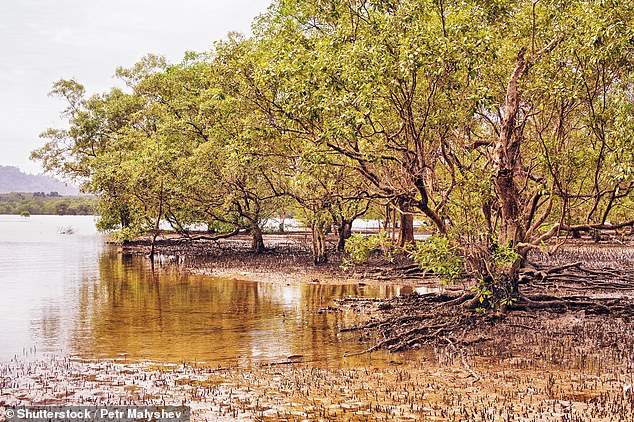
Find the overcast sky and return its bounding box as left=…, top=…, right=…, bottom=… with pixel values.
left=0, top=0, right=271, bottom=174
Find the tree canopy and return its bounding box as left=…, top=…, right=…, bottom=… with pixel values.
left=33, top=0, right=634, bottom=307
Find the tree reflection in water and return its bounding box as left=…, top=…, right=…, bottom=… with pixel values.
left=36, top=250, right=400, bottom=364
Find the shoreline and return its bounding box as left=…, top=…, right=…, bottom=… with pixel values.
left=114, top=232, right=451, bottom=289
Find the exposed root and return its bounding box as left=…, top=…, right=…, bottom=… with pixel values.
left=441, top=292, right=476, bottom=307
left=343, top=292, right=503, bottom=354
left=515, top=294, right=619, bottom=315
left=519, top=254, right=634, bottom=307
left=340, top=244, right=634, bottom=355
left=347, top=288, right=634, bottom=354
left=339, top=313, right=434, bottom=333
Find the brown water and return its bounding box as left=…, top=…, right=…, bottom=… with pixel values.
left=0, top=215, right=400, bottom=363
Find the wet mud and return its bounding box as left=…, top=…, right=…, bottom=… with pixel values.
left=2, top=237, right=633, bottom=420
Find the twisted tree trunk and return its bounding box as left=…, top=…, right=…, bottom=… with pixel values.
left=483, top=47, right=529, bottom=305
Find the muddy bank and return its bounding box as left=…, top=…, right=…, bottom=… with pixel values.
left=2, top=312, right=632, bottom=422
left=114, top=233, right=433, bottom=287
left=3, top=302, right=631, bottom=421
left=119, top=233, right=341, bottom=284
left=341, top=239, right=634, bottom=356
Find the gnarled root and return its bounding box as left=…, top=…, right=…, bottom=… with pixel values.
left=345, top=286, right=634, bottom=355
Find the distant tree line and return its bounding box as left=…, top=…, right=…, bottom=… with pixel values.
left=32, top=0, right=634, bottom=308
left=32, top=191, right=61, bottom=197
left=0, top=193, right=96, bottom=216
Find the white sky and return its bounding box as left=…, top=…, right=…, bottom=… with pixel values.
left=0, top=0, right=271, bottom=174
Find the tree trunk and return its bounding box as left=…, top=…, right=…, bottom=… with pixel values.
left=388, top=203, right=397, bottom=240
left=149, top=196, right=163, bottom=261
left=485, top=47, right=528, bottom=307
left=493, top=46, right=527, bottom=248
left=397, top=209, right=415, bottom=247
left=149, top=236, right=156, bottom=261
left=120, top=206, right=131, bottom=229
left=278, top=212, right=286, bottom=233
left=336, top=219, right=353, bottom=252
left=120, top=206, right=132, bottom=245
left=251, top=225, right=265, bottom=254
left=312, top=223, right=328, bottom=264
left=384, top=203, right=391, bottom=230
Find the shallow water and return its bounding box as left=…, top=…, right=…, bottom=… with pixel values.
left=0, top=215, right=400, bottom=363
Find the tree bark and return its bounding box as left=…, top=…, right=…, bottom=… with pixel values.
left=251, top=225, right=265, bottom=254
left=398, top=209, right=415, bottom=247
left=413, top=179, right=447, bottom=234
left=480, top=47, right=529, bottom=307
left=278, top=212, right=286, bottom=233
left=149, top=193, right=163, bottom=261
left=312, top=222, right=328, bottom=264
left=120, top=205, right=132, bottom=245
left=493, top=46, right=527, bottom=248
left=336, top=219, right=353, bottom=252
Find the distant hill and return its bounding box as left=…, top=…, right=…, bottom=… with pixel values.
left=0, top=165, right=79, bottom=195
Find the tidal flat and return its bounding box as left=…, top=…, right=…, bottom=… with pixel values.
left=2, top=306, right=632, bottom=421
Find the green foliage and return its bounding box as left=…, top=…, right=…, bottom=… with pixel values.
left=473, top=278, right=494, bottom=308
left=471, top=244, right=522, bottom=309
left=110, top=226, right=144, bottom=243
left=408, top=235, right=464, bottom=283
left=491, top=245, right=521, bottom=271
left=472, top=274, right=519, bottom=310
left=342, top=231, right=395, bottom=268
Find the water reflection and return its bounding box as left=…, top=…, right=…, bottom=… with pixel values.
left=46, top=251, right=400, bottom=363
left=0, top=216, right=403, bottom=363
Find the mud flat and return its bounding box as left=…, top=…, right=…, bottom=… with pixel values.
left=4, top=236, right=626, bottom=420
left=2, top=292, right=633, bottom=422
left=1, top=320, right=632, bottom=422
